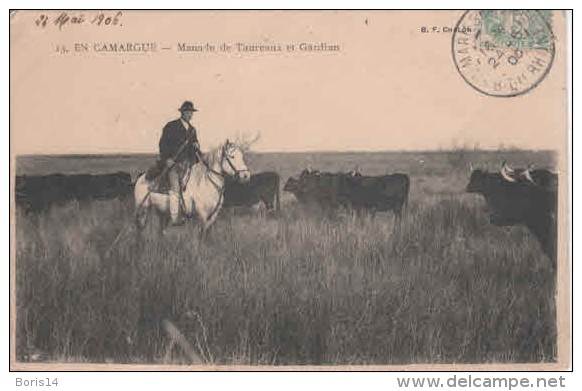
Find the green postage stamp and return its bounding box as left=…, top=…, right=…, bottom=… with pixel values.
left=452, top=10, right=555, bottom=97
left=479, top=10, right=553, bottom=50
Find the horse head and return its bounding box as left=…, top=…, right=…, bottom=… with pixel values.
left=220, top=139, right=250, bottom=182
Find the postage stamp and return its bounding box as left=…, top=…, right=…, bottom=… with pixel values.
left=452, top=10, right=555, bottom=97
left=479, top=10, right=553, bottom=50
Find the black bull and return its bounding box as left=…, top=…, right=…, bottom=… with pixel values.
left=15, top=172, right=133, bottom=212
left=284, top=170, right=410, bottom=216
left=224, top=171, right=280, bottom=212
left=466, top=169, right=557, bottom=259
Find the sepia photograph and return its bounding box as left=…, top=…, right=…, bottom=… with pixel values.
left=9, top=9, right=570, bottom=370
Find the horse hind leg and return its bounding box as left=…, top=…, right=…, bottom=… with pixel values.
left=135, top=205, right=149, bottom=233
left=133, top=204, right=150, bottom=255
left=134, top=186, right=152, bottom=231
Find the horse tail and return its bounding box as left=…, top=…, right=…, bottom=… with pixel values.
left=133, top=174, right=151, bottom=230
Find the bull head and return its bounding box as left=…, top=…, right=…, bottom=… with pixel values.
left=520, top=164, right=537, bottom=185
left=500, top=161, right=516, bottom=182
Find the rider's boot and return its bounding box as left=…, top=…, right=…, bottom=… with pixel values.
left=168, top=191, right=185, bottom=226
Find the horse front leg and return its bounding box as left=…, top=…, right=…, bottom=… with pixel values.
left=196, top=199, right=224, bottom=242
left=199, top=210, right=220, bottom=240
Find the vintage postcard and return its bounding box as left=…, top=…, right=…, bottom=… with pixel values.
left=10, top=10, right=570, bottom=370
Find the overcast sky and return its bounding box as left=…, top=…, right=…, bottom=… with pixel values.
left=10, top=10, right=567, bottom=154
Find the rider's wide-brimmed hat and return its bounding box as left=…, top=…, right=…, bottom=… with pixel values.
left=179, top=101, right=198, bottom=112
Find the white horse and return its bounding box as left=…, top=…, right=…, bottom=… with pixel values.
left=133, top=140, right=250, bottom=235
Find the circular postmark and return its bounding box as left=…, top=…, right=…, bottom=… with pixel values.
left=452, top=10, right=555, bottom=97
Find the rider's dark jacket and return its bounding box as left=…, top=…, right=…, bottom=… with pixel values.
left=159, top=119, right=198, bottom=163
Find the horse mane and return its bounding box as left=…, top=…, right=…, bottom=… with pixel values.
left=200, top=141, right=232, bottom=167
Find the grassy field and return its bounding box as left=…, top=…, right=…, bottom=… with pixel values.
left=14, top=149, right=558, bottom=365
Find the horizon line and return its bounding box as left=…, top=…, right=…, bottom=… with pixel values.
left=14, top=147, right=557, bottom=157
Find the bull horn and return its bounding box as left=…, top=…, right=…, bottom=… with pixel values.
left=520, top=165, right=537, bottom=185
left=500, top=162, right=516, bottom=182
left=501, top=161, right=515, bottom=173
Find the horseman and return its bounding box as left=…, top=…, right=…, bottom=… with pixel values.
left=159, top=100, right=201, bottom=226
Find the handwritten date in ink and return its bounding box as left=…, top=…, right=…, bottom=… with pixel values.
left=91, top=12, right=123, bottom=26
left=35, top=11, right=122, bottom=29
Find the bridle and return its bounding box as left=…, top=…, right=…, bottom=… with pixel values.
left=197, top=143, right=249, bottom=192
left=220, top=144, right=250, bottom=180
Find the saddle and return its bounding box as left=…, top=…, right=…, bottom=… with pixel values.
left=145, top=160, right=190, bottom=194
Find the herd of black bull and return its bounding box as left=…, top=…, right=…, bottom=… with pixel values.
left=14, top=164, right=557, bottom=258
left=15, top=172, right=134, bottom=212
left=283, top=170, right=410, bottom=217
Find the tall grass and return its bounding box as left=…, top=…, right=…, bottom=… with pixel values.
left=15, top=193, right=556, bottom=364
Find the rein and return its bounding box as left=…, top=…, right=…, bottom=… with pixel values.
left=195, top=149, right=226, bottom=193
